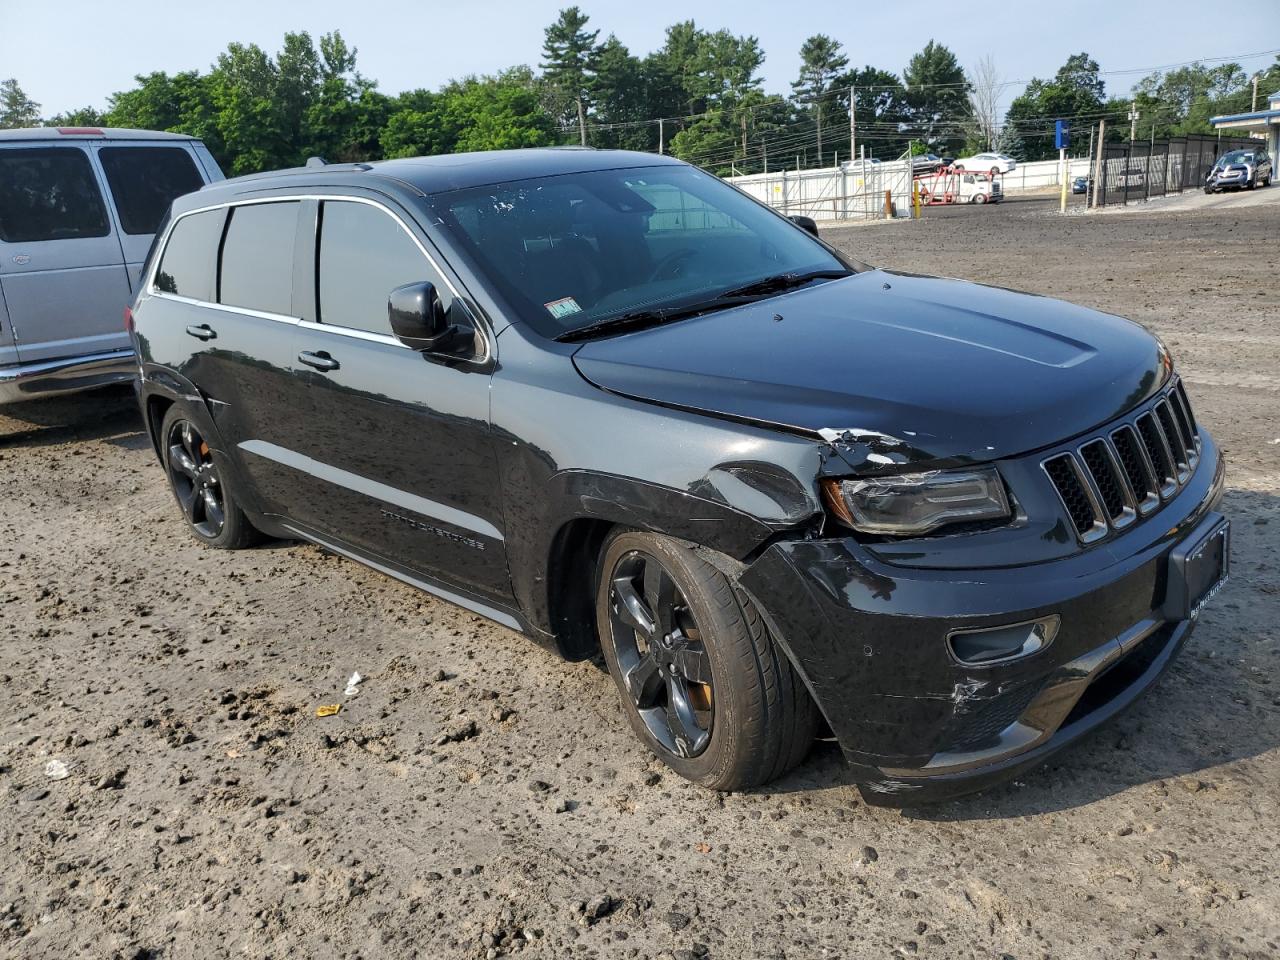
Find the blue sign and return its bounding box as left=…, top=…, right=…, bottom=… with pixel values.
left=1055, top=120, right=1070, bottom=150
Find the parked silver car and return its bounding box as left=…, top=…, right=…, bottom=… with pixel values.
left=0, top=127, right=223, bottom=404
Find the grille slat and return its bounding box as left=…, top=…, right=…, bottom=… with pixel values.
left=1155, top=401, right=1190, bottom=477
left=1136, top=412, right=1176, bottom=492
left=1175, top=379, right=1197, bottom=437
left=1169, top=385, right=1198, bottom=457
left=1080, top=440, right=1131, bottom=524
left=1045, top=381, right=1200, bottom=543
left=1044, top=454, right=1103, bottom=538
left=1111, top=426, right=1159, bottom=513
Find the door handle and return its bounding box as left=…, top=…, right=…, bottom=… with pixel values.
left=185, top=324, right=216, bottom=341
left=298, top=350, right=340, bottom=372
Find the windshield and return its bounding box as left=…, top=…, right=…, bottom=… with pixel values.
left=1220, top=150, right=1254, bottom=165
left=429, top=164, right=852, bottom=338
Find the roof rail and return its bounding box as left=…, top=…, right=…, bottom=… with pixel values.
left=305, top=156, right=327, bottom=168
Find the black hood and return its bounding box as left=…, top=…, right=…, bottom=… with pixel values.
left=571, top=270, right=1167, bottom=471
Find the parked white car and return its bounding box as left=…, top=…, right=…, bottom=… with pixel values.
left=953, top=152, right=1017, bottom=175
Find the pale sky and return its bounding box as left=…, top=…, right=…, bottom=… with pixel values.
left=2, top=0, right=1275, bottom=117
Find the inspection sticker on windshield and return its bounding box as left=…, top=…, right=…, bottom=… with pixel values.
left=544, top=296, right=582, bottom=320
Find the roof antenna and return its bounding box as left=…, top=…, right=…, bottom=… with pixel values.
left=305, top=156, right=327, bottom=168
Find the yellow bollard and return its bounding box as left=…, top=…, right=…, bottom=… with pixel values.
left=913, top=178, right=921, bottom=218
left=1059, top=148, right=1069, bottom=214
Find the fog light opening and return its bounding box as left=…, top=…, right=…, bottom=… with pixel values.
left=948, top=616, right=1059, bottom=667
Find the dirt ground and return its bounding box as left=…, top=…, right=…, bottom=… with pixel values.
left=2, top=192, right=1278, bottom=960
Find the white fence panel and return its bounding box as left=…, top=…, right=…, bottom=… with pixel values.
left=728, top=157, right=1094, bottom=221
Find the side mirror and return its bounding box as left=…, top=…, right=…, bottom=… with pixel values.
left=789, top=214, right=819, bottom=238
left=388, top=281, right=471, bottom=355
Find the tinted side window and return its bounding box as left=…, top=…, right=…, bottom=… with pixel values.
left=155, top=208, right=226, bottom=301
left=318, top=200, right=442, bottom=335
left=220, top=202, right=299, bottom=316
left=99, top=146, right=205, bottom=235
left=0, top=147, right=110, bottom=243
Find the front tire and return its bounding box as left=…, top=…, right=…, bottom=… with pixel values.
left=159, top=405, right=260, bottom=549
left=596, top=531, right=817, bottom=790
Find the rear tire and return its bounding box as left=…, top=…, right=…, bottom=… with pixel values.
left=596, top=530, right=817, bottom=790
left=159, top=405, right=261, bottom=550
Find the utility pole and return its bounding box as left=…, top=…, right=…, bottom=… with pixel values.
left=1253, top=74, right=1260, bottom=112
left=849, top=85, right=856, bottom=164
left=762, top=140, right=768, bottom=174
left=658, top=117, right=664, bottom=155
left=1128, top=104, right=1139, bottom=143
left=815, top=97, right=823, bottom=161
left=577, top=98, right=587, bottom=146
left=1091, top=119, right=1106, bottom=210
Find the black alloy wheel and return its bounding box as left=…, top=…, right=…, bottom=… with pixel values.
left=158, top=405, right=259, bottom=549
left=166, top=418, right=226, bottom=538
left=596, top=530, right=818, bottom=790
left=606, top=549, right=714, bottom=759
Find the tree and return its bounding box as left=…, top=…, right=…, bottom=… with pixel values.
left=541, top=6, right=599, bottom=145
left=1003, top=53, right=1107, bottom=160
left=792, top=35, right=848, bottom=161
left=1131, top=61, right=1257, bottom=138
left=830, top=66, right=913, bottom=161
left=994, top=121, right=1024, bottom=159
left=903, top=41, right=971, bottom=155
left=381, top=70, right=555, bottom=159
left=207, top=42, right=285, bottom=175
left=968, top=55, right=1001, bottom=151
left=444, top=70, right=557, bottom=152
left=1, top=78, right=41, bottom=129
left=590, top=36, right=655, bottom=152
left=671, top=28, right=765, bottom=168
left=46, top=106, right=107, bottom=127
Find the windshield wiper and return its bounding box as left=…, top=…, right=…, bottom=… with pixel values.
left=556, top=299, right=744, bottom=343
left=715, top=268, right=852, bottom=299
left=556, top=269, right=853, bottom=343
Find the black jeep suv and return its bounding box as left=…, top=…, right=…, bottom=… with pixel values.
left=130, top=149, right=1227, bottom=802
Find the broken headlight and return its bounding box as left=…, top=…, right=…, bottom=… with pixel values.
left=820, top=467, right=1011, bottom=536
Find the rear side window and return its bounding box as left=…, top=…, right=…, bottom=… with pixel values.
left=155, top=208, right=226, bottom=301
left=99, top=146, right=204, bottom=235
left=0, top=147, right=110, bottom=243
left=317, top=200, right=442, bottom=335
left=219, top=202, right=299, bottom=316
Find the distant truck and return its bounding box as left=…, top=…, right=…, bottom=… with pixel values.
left=916, top=168, right=1003, bottom=205
left=0, top=127, right=223, bottom=404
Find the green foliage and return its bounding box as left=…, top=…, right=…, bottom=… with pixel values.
left=589, top=36, right=655, bottom=151
left=1130, top=59, right=1272, bottom=138
left=382, top=71, right=555, bottom=158
left=903, top=41, right=971, bottom=155
left=1003, top=53, right=1106, bottom=160
left=541, top=6, right=599, bottom=142
left=792, top=35, right=849, bottom=159
left=833, top=67, right=912, bottom=160
left=45, top=106, right=107, bottom=127
left=21, top=22, right=1278, bottom=183
left=1, top=78, right=42, bottom=129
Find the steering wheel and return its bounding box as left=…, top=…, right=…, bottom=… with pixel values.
left=649, top=248, right=698, bottom=282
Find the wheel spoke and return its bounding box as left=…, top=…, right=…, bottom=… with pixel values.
left=181, top=423, right=199, bottom=463
left=202, top=489, right=224, bottom=531
left=624, top=653, right=663, bottom=709
left=673, top=643, right=713, bottom=686
left=176, top=485, right=198, bottom=523
left=643, top=559, right=677, bottom=637
left=666, top=680, right=710, bottom=758
left=168, top=444, right=198, bottom=481
left=611, top=574, right=656, bottom=637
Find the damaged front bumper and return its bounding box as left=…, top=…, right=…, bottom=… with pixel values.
left=738, top=433, right=1226, bottom=804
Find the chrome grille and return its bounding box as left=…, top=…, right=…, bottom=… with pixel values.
left=1042, top=378, right=1199, bottom=543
